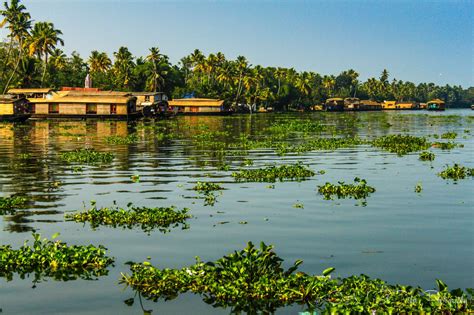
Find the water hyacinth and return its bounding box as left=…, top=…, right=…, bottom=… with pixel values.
left=105, top=134, right=139, bottom=144
left=419, top=151, right=435, bottom=161
left=192, top=182, right=224, bottom=192
left=0, top=196, right=28, bottom=214
left=232, top=163, right=315, bottom=182
left=0, top=233, right=114, bottom=282
left=371, top=134, right=430, bottom=156
left=59, top=148, right=114, bottom=164
left=65, top=202, right=191, bottom=233
left=438, top=164, right=474, bottom=180
left=317, top=177, right=376, bottom=200
left=121, top=242, right=472, bottom=314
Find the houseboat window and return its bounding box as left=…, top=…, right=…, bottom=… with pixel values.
left=110, top=104, right=117, bottom=114
left=48, top=104, right=59, bottom=114
left=145, top=96, right=150, bottom=102
left=86, top=104, right=97, bottom=114
left=30, top=104, right=35, bottom=113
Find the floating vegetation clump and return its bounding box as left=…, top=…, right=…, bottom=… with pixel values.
left=232, top=163, right=315, bottom=182
left=192, top=182, right=224, bottom=192
left=277, top=137, right=366, bottom=155
left=371, top=134, right=430, bottom=155
left=0, top=196, right=27, bottom=214
left=66, top=202, right=191, bottom=233
left=266, top=120, right=324, bottom=134
left=318, top=177, right=375, bottom=200
left=440, top=131, right=457, bottom=139
left=419, top=151, right=435, bottom=161
left=0, top=233, right=114, bottom=282
left=59, top=148, right=114, bottom=164
left=432, top=141, right=457, bottom=150
left=438, top=164, right=474, bottom=180
left=121, top=242, right=472, bottom=314
left=105, top=134, right=139, bottom=144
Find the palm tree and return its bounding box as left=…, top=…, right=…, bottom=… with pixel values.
left=322, top=75, right=336, bottom=97
left=88, top=50, right=112, bottom=74
left=49, top=48, right=66, bottom=70
left=146, top=47, right=164, bottom=92
left=112, top=46, right=134, bottom=90
left=28, top=21, right=64, bottom=87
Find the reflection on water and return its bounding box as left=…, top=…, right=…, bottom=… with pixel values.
left=0, top=111, right=473, bottom=314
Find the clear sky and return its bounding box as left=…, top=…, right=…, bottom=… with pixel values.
left=1, top=0, right=473, bottom=87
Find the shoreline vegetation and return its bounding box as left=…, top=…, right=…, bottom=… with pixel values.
left=1, top=1, right=473, bottom=111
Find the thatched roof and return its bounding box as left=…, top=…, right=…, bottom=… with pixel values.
left=360, top=100, right=381, bottom=106
left=8, top=88, right=52, bottom=94
left=168, top=98, right=224, bottom=107
left=31, top=91, right=135, bottom=104
left=428, top=99, right=445, bottom=104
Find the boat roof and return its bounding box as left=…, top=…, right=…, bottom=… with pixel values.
left=168, top=98, right=224, bottom=107
left=31, top=91, right=135, bottom=104
left=8, top=88, right=52, bottom=94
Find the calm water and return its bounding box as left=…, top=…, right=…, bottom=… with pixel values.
left=0, top=110, right=473, bottom=314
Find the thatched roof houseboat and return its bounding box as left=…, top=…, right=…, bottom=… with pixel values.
left=0, top=95, right=30, bottom=122
left=427, top=99, right=445, bottom=111
left=323, top=98, right=344, bottom=112
left=168, top=98, right=228, bottom=115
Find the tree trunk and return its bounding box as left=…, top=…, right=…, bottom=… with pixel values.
left=3, top=39, right=23, bottom=94
left=41, top=53, right=49, bottom=88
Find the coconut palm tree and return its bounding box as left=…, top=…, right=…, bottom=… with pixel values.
left=146, top=47, right=165, bottom=92
left=28, top=21, right=64, bottom=87
left=88, top=50, right=112, bottom=73
left=112, top=46, right=134, bottom=90
left=49, top=48, right=66, bottom=70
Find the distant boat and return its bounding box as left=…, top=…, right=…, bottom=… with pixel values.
left=323, top=98, right=344, bottom=112
left=0, top=94, right=31, bottom=122
left=427, top=99, right=445, bottom=111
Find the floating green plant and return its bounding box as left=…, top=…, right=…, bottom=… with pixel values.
left=232, top=163, right=315, bottom=182
left=432, top=141, right=457, bottom=150
left=59, top=148, right=114, bottom=164
left=105, top=134, right=139, bottom=144
left=419, top=151, right=435, bottom=161
left=371, top=134, right=430, bottom=155
left=0, top=233, right=114, bottom=282
left=415, top=182, right=423, bottom=193
left=317, top=177, right=376, bottom=200
left=121, top=242, right=472, bottom=314
left=192, top=182, right=224, bottom=192
left=440, top=131, right=457, bottom=139
left=438, top=164, right=474, bottom=180
left=65, top=202, right=191, bottom=233
left=0, top=196, right=27, bottom=215
left=277, top=137, right=366, bottom=155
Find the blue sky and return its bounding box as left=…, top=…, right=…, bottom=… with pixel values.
left=1, top=0, right=473, bottom=86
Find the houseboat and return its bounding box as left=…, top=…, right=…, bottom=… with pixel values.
left=23, top=90, right=138, bottom=120
left=382, top=101, right=397, bottom=110
left=359, top=100, right=382, bottom=111
left=344, top=98, right=360, bottom=111
left=323, top=98, right=344, bottom=112
left=132, top=92, right=169, bottom=117
left=396, top=102, right=421, bottom=110
left=427, top=99, right=446, bottom=111
left=8, top=88, right=52, bottom=100
left=0, top=95, right=30, bottom=122
left=168, top=98, right=229, bottom=115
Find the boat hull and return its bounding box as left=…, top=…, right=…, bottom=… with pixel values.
left=0, top=114, right=31, bottom=122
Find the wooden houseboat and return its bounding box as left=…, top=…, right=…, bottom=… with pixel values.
left=8, top=88, right=53, bottom=100
left=396, top=102, right=421, bottom=110
left=344, top=98, right=360, bottom=111
left=0, top=95, right=30, bottom=122
left=132, top=92, right=169, bottom=117
left=427, top=99, right=445, bottom=111
left=168, top=98, right=229, bottom=115
left=25, top=90, right=138, bottom=120
left=359, top=100, right=382, bottom=111
left=382, top=101, right=397, bottom=110
left=323, top=98, right=344, bottom=112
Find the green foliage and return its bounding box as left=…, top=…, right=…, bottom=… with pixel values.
left=432, top=141, right=457, bottom=150
left=232, top=163, right=315, bottom=182
left=192, top=182, right=224, bottom=192
left=318, top=177, right=376, bottom=200
left=59, top=148, right=114, bottom=164
left=121, top=242, right=473, bottom=314
left=371, top=134, right=430, bottom=156
left=105, top=134, right=139, bottom=144
left=415, top=182, right=423, bottom=193
left=0, top=233, right=114, bottom=282
left=277, top=137, right=366, bottom=155
left=65, top=202, right=191, bottom=233
left=438, top=164, right=474, bottom=180
left=419, top=151, right=435, bottom=161
left=440, top=131, right=457, bottom=139
left=0, top=196, right=27, bottom=214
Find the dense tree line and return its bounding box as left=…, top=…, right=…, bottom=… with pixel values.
left=1, top=0, right=472, bottom=109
